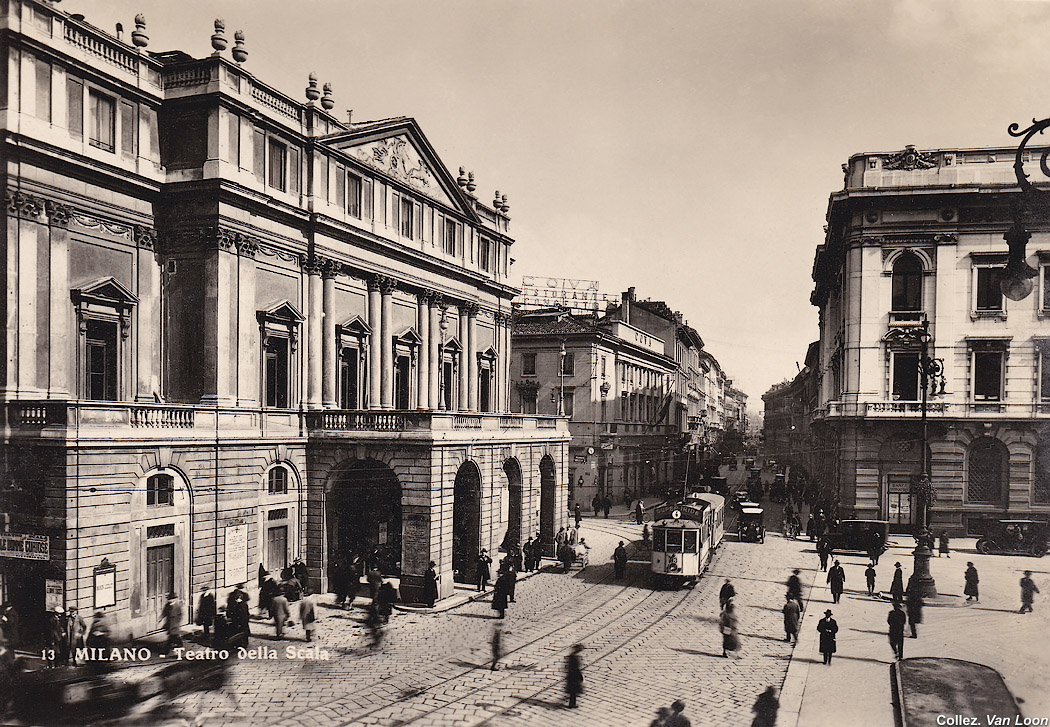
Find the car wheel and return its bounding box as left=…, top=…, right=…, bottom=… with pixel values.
left=1031, top=543, right=1047, bottom=558
left=977, top=540, right=993, bottom=555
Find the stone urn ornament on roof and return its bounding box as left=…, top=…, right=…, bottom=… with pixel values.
left=211, top=19, right=227, bottom=54
left=131, top=14, right=148, bottom=48
left=232, top=30, right=248, bottom=63
left=306, top=73, right=320, bottom=102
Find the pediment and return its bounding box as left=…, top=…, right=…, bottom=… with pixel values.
left=258, top=299, right=305, bottom=323
left=325, top=119, right=476, bottom=219
left=393, top=326, right=423, bottom=345
left=338, top=315, right=372, bottom=336
left=442, top=336, right=462, bottom=352
left=71, top=276, right=138, bottom=308
left=478, top=346, right=498, bottom=361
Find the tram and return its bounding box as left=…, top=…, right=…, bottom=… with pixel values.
left=650, top=493, right=726, bottom=588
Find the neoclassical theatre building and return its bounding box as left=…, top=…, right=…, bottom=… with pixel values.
left=0, top=0, right=569, bottom=639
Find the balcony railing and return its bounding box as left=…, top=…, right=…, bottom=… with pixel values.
left=816, top=400, right=1049, bottom=419
left=307, top=411, right=407, bottom=431
left=130, top=406, right=195, bottom=428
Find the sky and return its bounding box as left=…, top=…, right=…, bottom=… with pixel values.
left=73, top=0, right=1050, bottom=407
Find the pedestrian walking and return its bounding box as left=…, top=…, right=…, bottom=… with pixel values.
left=964, top=562, right=980, bottom=602
left=521, top=538, right=533, bottom=572
left=865, top=563, right=877, bottom=597
left=806, top=515, right=816, bottom=541
left=827, top=560, right=845, bottom=603
left=869, top=530, right=883, bottom=565
left=558, top=543, right=575, bottom=573
left=299, top=589, right=317, bottom=642
left=816, top=610, right=838, bottom=665
left=786, top=569, right=804, bottom=612
left=782, top=593, right=800, bottom=643
left=367, top=565, right=384, bottom=600
left=613, top=541, right=628, bottom=579
left=366, top=603, right=385, bottom=649
left=635, top=498, right=645, bottom=525
left=376, top=581, right=397, bottom=624
left=270, top=592, right=290, bottom=639
left=905, top=575, right=923, bottom=638
left=577, top=502, right=585, bottom=526
left=603, top=495, right=612, bottom=519
left=423, top=561, right=439, bottom=608
left=161, top=592, right=183, bottom=654
left=226, top=583, right=251, bottom=639
left=66, top=608, right=86, bottom=665
left=719, top=601, right=740, bottom=658
left=887, top=602, right=906, bottom=660
left=890, top=563, right=905, bottom=604
left=938, top=531, right=950, bottom=558
left=292, top=557, right=309, bottom=590
left=719, top=579, right=736, bottom=609
left=565, top=644, right=584, bottom=708
left=195, top=585, right=216, bottom=643
left=86, top=610, right=110, bottom=652
left=816, top=538, right=830, bottom=571
left=751, top=687, right=779, bottom=727
left=624, top=488, right=632, bottom=509
left=1020, top=570, right=1040, bottom=614
left=490, top=622, right=503, bottom=671
left=491, top=572, right=509, bottom=618
left=475, top=549, right=493, bottom=591
left=665, top=700, right=692, bottom=727
left=499, top=558, right=518, bottom=602
left=346, top=554, right=363, bottom=606
left=651, top=707, right=671, bottom=727
left=258, top=574, right=279, bottom=618
left=591, top=495, right=600, bottom=518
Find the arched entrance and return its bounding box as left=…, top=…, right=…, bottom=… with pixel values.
left=328, top=460, right=402, bottom=575
left=503, top=458, right=523, bottom=549
left=539, top=455, right=557, bottom=545
left=452, top=460, right=482, bottom=583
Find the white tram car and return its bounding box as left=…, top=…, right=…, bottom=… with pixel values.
left=650, top=493, right=726, bottom=588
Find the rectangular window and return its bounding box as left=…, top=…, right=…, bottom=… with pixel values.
left=264, top=336, right=290, bottom=408
left=601, top=357, right=607, bottom=378
left=892, top=352, right=920, bottom=401
left=444, top=218, right=457, bottom=255
left=973, top=351, right=1003, bottom=401
left=146, top=474, right=174, bottom=507
left=144, top=107, right=159, bottom=159
left=267, top=139, right=287, bottom=191
left=522, top=352, right=536, bottom=376
left=267, top=508, right=289, bottom=521
left=563, top=390, right=575, bottom=418
left=88, top=90, right=115, bottom=151
left=67, top=77, right=83, bottom=136
left=362, top=178, right=373, bottom=219
left=975, top=267, right=1004, bottom=311
left=119, top=100, right=135, bottom=157
left=146, top=523, right=175, bottom=538
left=340, top=349, right=360, bottom=409
left=520, top=390, right=537, bottom=415
left=394, top=354, right=411, bottom=409
left=253, top=130, right=266, bottom=183
left=561, top=352, right=575, bottom=376
left=85, top=319, right=118, bottom=400
left=268, top=468, right=288, bottom=495
left=480, top=366, right=492, bottom=412
left=1043, top=266, right=1050, bottom=312
left=1041, top=349, right=1050, bottom=402
left=317, top=156, right=329, bottom=200
left=226, top=112, right=239, bottom=165
left=400, top=196, right=414, bottom=239
left=665, top=529, right=683, bottom=553
left=35, top=57, right=51, bottom=122
left=479, top=238, right=492, bottom=271
left=335, top=164, right=346, bottom=209
left=347, top=173, right=362, bottom=217
left=289, top=147, right=300, bottom=194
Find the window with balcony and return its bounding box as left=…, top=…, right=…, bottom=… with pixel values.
left=258, top=301, right=303, bottom=409
left=522, top=352, right=536, bottom=376
left=973, top=350, right=1004, bottom=401
left=85, top=320, right=118, bottom=401
left=264, top=336, right=290, bottom=408
left=72, top=278, right=136, bottom=402
left=268, top=467, right=288, bottom=495
left=89, top=90, right=115, bottom=151
left=966, top=436, right=1007, bottom=504
left=147, top=473, right=174, bottom=507
left=975, top=266, right=1004, bottom=312
left=891, top=252, right=923, bottom=315
left=891, top=352, right=920, bottom=401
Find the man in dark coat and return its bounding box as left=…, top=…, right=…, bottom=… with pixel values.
left=602, top=496, right=612, bottom=519
left=905, top=575, right=923, bottom=638
left=590, top=495, right=600, bottom=518
left=635, top=499, right=645, bottom=525
left=890, top=563, right=905, bottom=604
left=816, top=610, right=838, bottom=665
left=938, top=531, right=950, bottom=558
left=423, top=561, right=439, bottom=608
left=475, top=549, right=493, bottom=591
left=375, top=581, right=397, bottom=624
left=782, top=593, right=801, bottom=643
left=806, top=515, right=816, bottom=541
left=613, top=542, right=628, bottom=579
left=816, top=538, right=830, bottom=571
left=887, top=602, right=906, bottom=660
left=162, top=592, right=183, bottom=654
left=865, top=563, right=877, bottom=597
left=292, top=558, right=309, bottom=591
left=347, top=555, right=363, bottom=605
left=226, top=583, right=251, bottom=638
left=522, top=538, right=535, bottom=572
left=964, top=562, right=979, bottom=602
left=258, top=575, right=279, bottom=618
left=270, top=592, right=290, bottom=639
left=786, top=569, right=804, bottom=612
left=498, top=558, right=518, bottom=602
left=565, top=644, right=584, bottom=708
left=1019, top=570, right=1039, bottom=614
left=299, top=590, right=317, bottom=642
left=558, top=543, right=575, bottom=573
left=196, top=585, right=216, bottom=642
left=827, top=561, right=846, bottom=604
left=491, top=572, right=509, bottom=618
left=719, top=579, right=736, bottom=609
left=47, top=607, right=69, bottom=667
left=367, top=566, right=384, bottom=600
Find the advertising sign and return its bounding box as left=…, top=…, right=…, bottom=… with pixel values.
left=224, top=523, right=248, bottom=586
left=45, top=579, right=64, bottom=611
left=93, top=559, right=116, bottom=609
left=0, top=532, right=49, bottom=560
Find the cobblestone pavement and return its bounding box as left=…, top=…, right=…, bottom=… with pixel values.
left=109, top=505, right=815, bottom=727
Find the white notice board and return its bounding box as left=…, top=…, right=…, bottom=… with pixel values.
left=224, top=523, right=248, bottom=586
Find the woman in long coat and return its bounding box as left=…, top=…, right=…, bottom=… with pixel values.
left=817, top=610, right=838, bottom=664
left=890, top=563, right=905, bottom=603
left=964, top=562, right=980, bottom=602
left=905, top=576, right=923, bottom=637
left=491, top=573, right=509, bottom=618
left=423, top=561, right=439, bottom=608
left=782, top=593, right=801, bottom=643
left=719, top=601, right=740, bottom=657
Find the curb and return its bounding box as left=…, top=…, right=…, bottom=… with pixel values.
left=777, top=566, right=822, bottom=727
left=393, top=561, right=558, bottom=614
left=891, top=659, right=906, bottom=727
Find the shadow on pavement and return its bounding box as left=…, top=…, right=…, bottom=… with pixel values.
left=520, top=697, right=569, bottom=711
left=452, top=612, right=500, bottom=620
left=670, top=647, right=725, bottom=658
left=741, top=632, right=792, bottom=643
left=850, top=628, right=889, bottom=635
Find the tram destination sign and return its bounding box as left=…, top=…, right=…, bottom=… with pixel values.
left=0, top=532, right=49, bottom=560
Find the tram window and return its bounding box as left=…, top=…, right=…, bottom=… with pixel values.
left=653, top=529, right=666, bottom=552
left=666, top=530, right=683, bottom=552
left=684, top=530, right=698, bottom=553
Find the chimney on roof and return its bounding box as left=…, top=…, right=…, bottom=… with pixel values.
left=622, top=288, right=635, bottom=325
left=673, top=312, right=683, bottom=324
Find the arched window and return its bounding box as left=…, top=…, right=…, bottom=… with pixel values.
left=147, top=473, right=174, bottom=506
left=1035, top=434, right=1050, bottom=505
left=891, top=253, right=923, bottom=312
left=967, top=437, right=1008, bottom=504
left=268, top=466, right=289, bottom=495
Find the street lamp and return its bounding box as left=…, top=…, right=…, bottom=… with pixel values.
left=1002, top=118, right=1048, bottom=300
left=438, top=307, right=449, bottom=410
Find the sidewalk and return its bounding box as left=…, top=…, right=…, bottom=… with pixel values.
left=781, top=539, right=1050, bottom=726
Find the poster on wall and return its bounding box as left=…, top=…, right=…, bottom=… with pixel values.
left=93, top=559, right=116, bottom=609
left=224, top=523, right=248, bottom=586
left=45, top=579, right=64, bottom=611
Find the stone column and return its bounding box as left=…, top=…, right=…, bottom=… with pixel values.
left=47, top=202, right=72, bottom=398
left=417, top=291, right=431, bottom=409
left=466, top=304, right=479, bottom=412
left=429, top=298, right=442, bottom=408
left=305, top=258, right=324, bottom=410
left=379, top=275, right=395, bottom=409
left=458, top=306, right=469, bottom=410
left=321, top=262, right=339, bottom=408
left=134, top=226, right=160, bottom=401
left=367, top=278, right=381, bottom=409
left=235, top=237, right=259, bottom=406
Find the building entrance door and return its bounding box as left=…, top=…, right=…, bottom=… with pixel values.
left=887, top=475, right=914, bottom=531
left=267, top=525, right=289, bottom=573
left=146, top=544, right=174, bottom=629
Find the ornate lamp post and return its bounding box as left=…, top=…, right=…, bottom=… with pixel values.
left=1002, top=118, right=1049, bottom=300
left=438, top=308, right=449, bottom=410
left=887, top=315, right=944, bottom=597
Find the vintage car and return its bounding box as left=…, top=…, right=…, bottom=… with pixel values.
left=822, top=519, right=890, bottom=554
left=976, top=520, right=1048, bottom=557
left=738, top=506, right=765, bottom=543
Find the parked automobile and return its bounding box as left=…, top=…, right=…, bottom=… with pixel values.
left=976, top=520, right=1048, bottom=557
left=822, top=520, right=890, bottom=554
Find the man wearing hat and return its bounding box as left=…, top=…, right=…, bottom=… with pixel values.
left=1020, top=570, right=1040, bottom=614
left=816, top=609, right=838, bottom=665
left=46, top=606, right=68, bottom=667
left=162, top=592, right=183, bottom=654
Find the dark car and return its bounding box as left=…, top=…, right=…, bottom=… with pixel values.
left=823, top=520, right=890, bottom=554
left=976, top=520, right=1048, bottom=557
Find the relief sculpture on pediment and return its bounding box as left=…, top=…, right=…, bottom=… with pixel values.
left=345, top=134, right=454, bottom=206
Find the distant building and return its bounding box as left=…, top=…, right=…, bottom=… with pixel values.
left=807, top=144, right=1049, bottom=534
left=0, top=0, right=568, bottom=639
